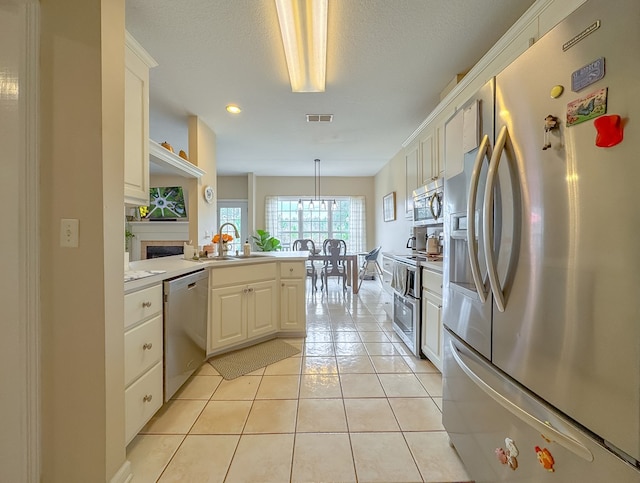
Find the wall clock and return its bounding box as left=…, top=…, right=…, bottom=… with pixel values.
left=203, top=185, right=214, bottom=204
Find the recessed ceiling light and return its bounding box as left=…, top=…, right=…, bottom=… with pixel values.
left=226, top=104, right=242, bottom=114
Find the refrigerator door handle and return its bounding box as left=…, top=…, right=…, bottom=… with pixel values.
left=467, top=134, right=491, bottom=303
left=483, top=125, right=507, bottom=312
left=448, top=338, right=594, bottom=462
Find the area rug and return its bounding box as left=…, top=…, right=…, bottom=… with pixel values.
left=208, top=339, right=301, bottom=380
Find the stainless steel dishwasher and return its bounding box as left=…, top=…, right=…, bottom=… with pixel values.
left=163, top=269, right=209, bottom=401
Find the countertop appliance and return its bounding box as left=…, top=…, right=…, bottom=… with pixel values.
left=390, top=256, right=421, bottom=357
left=442, top=0, right=640, bottom=480
left=412, top=179, right=443, bottom=226
left=163, top=269, right=208, bottom=402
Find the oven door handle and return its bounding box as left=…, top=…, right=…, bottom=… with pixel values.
left=467, top=134, right=491, bottom=303
left=391, top=262, right=409, bottom=297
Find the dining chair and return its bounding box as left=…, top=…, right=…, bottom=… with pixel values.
left=358, top=246, right=383, bottom=290
left=292, top=238, right=318, bottom=290
left=320, top=239, right=347, bottom=291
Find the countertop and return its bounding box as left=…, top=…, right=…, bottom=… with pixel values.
left=381, top=251, right=444, bottom=273
left=125, top=251, right=309, bottom=294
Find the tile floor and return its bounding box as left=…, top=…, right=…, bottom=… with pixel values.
left=126, top=279, right=470, bottom=482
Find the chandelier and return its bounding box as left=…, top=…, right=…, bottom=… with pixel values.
left=298, top=159, right=337, bottom=211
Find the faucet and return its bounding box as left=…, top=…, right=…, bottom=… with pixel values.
left=217, top=222, right=240, bottom=257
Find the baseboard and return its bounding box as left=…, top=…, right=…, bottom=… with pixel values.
left=109, top=460, right=132, bottom=483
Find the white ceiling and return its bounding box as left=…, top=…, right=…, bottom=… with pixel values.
left=125, top=0, right=535, bottom=177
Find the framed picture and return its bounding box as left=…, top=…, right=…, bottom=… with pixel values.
left=383, top=192, right=396, bottom=222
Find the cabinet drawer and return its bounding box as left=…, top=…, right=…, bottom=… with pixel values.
left=125, top=284, right=162, bottom=329
left=125, top=361, right=163, bottom=445
left=210, top=262, right=276, bottom=288
left=280, top=262, right=305, bottom=279
left=124, top=314, right=163, bottom=386
left=422, top=269, right=443, bottom=296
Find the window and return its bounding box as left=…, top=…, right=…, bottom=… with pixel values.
left=218, top=200, right=248, bottom=253
left=265, top=196, right=366, bottom=253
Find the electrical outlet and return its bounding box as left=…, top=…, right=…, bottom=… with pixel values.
left=60, top=218, right=79, bottom=248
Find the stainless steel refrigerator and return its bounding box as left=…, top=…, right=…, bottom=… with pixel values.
left=442, top=0, right=640, bottom=480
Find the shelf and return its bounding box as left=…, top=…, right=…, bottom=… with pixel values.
left=149, top=140, right=206, bottom=179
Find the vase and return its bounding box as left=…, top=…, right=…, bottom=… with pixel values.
left=222, top=243, right=229, bottom=255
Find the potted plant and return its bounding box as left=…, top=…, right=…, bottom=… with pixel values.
left=251, top=229, right=282, bottom=252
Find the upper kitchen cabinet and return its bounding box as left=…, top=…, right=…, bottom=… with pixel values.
left=124, top=32, right=157, bottom=206
left=404, top=143, right=419, bottom=216
left=419, top=124, right=445, bottom=185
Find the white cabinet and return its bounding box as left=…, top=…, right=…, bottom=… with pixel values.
left=279, top=262, right=307, bottom=335
left=124, top=283, right=163, bottom=445
left=209, top=263, right=278, bottom=353
left=381, top=253, right=394, bottom=295
left=404, top=143, right=420, bottom=215
left=124, top=32, right=157, bottom=206
left=420, top=123, right=445, bottom=185
left=421, top=266, right=443, bottom=372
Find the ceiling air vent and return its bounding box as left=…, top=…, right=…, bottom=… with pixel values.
left=306, top=114, right=333, bottom=123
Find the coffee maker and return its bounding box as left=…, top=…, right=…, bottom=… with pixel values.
left=408, top=226, right=427, bottom=253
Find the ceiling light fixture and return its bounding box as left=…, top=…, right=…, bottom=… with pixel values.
left=298, top=158, right=336, bottom=211
left=275, top=0, right=328, bottom=93
left=226, top=104, right=242, bottom=114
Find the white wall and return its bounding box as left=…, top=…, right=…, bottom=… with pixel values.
left=374, top=150, right=414, bottom=255
left=0, top=1, right=36, bottom=480
left=40, top=0, right=127, bottom=481
left=218, top=175, right=249, bottom=199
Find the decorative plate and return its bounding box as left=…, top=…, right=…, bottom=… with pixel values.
left=203, top=185, right=214, bottom=204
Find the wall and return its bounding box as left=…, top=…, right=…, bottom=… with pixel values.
left=0, top=1, right=37, bottom=480
left=374, top=150, right=414, bottom=255
left=40, top=0, right=126, bottom=481
left=253, top=176, right=376, bottom=250
left=218, top=175, right=249, bottom=200
left=188, top=116, right=218, bottom=246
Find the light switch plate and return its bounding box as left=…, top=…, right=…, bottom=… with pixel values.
left=60, top=218, right=79, bottom=248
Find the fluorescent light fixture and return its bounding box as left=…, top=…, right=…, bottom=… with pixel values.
left=275, top=0, right=328, bottom=93
left=226, top=104, right=242, bottom=114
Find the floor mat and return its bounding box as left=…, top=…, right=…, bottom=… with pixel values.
left=208, top=339, right=301, bottom=380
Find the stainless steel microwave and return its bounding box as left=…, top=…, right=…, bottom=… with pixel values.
left=412, top=179, right=443, bottom=226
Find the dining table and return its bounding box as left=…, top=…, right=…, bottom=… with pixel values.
left=308, top=252, right=360, bottom=294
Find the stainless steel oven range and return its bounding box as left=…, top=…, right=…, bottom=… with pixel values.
left=391, top=255, right=423, bottom=357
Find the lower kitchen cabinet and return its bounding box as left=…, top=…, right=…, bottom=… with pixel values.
left=124, top=283, right=163, bottom=445
left=279, top=261, right=306, bottom=335
left=421, top=266, right=443, bottom=372
left=208, top=262, right=278, bottom=353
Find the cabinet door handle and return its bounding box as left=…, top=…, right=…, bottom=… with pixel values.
left=143, top=342, right=153, bottom=350
left=142, top=394, right=153, bottom=403
left=289, top=267, right=294, bottom=272
left=248, top=287, right=254, bottom=292
left=142, top=301, right=152, bottom=308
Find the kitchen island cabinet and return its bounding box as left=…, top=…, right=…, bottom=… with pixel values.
left=208, top=262, right=278, bottom=354
left=279, top=261, right=307, bottom=335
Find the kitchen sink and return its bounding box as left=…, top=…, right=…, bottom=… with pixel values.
left=231, top=254, right=269, bottom=259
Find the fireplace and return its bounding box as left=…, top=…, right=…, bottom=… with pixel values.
left=129, top=221, right=189, bottom=261
left=142, top=241, right=186, bottom=259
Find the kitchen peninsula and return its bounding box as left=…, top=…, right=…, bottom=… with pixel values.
left=124, top=251, right=309, bottom=444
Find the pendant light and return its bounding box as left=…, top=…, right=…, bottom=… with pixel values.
left=298, top=158, right=337, bottom=211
